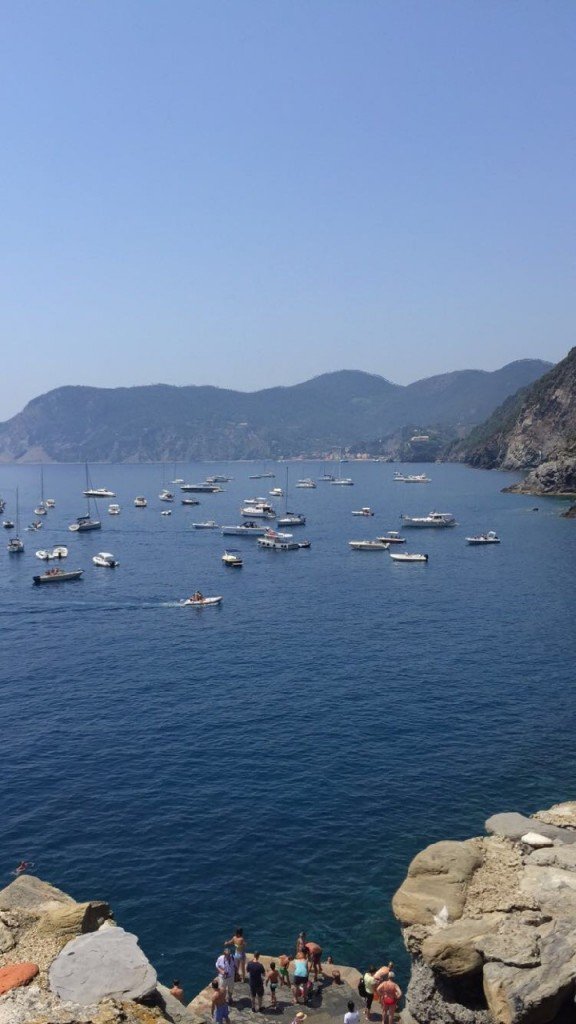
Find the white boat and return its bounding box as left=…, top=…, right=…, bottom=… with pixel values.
left=296, top=478, right=316, bottom=488
left=180, top=595, right=223, bottom=607
left=376, top=531, right=406, bottom=545
left=466, top=531, right=501, bottom=545
left=93, top=552, right=119, bottom=567
left=257, top=529, right=300, bottom=550
left=7, top=488, right=24, bottom=553
left=108, top=504, right=121, bottom=515
left=27, top=521, right=43, bottom=531
left=172, top=478, right=185, bottom=484
left=3, top=519, right=14, bottom=529
left=44, top=499, right=56, bottom=509
left=222, top=549, right=243, bottom=567
left=400, top=512, right=456, bottom=528
left=33, top=568, right=84, bottom=584
left=161, top=509, right=172, bottom=516
left=240, top=502, right=276, bottom=519
left=206, top=475, right=231, bottom=483
left=331, top=478, right=354, bottom=486
left=221, top=522, right=267, bottom=537
left=192, top=520, right=218, bottom=529
left=159, top=489, right=175, bottom=502
left=269, top=487, right=284, bottom=497
left=351, top=507, right=374, bottom=516
left=69, top=514, right=101, bottom=532
left=181, top=498, right=200, bottom=506
left=83, top=487, right=116, bottom=498
left=277, top=513, right=306, bottom=527
left=181, top=482, right=221, bottom=493
left=319, top=473, right=335, bottom=482
left=394, top=472, right=431, bottom=483
left=134, top=496, right=148, bottom=507
left=348, top=539, right=389, bottom=551
left=390, top=551, right=429, bottom=562
left=36, top=546, right=68, bottom=561
left=33, top=506, right=47, bottom=516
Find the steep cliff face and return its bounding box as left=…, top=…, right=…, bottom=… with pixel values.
left=394, top=801, right=576, bottom=1024
left=451, top=349, right=576, bottom=495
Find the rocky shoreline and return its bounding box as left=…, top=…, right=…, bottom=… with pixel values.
left=393, top=801, right=576, bottom=1024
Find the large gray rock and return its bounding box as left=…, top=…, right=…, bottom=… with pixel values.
left=405, top=957, right=492, bottom=1024
left=528, top=846, right=576, bottom=871
left=0, top=919, right=16, bottom=954
left=0, top=875, right=74, bottom=912
left=485, top=813, right=576, bottom=846
left=48, top=926, right=157, bottom=1004
left=421, top=919, right=501, bottom=978
left=393, top=841, right=484, bottom=926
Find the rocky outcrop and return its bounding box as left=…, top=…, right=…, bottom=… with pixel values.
left=0, top=876, right=196, bottom=1024
left=450, top=348, right=576, bottom=496
left=395, top=801, right=576, bottom=1024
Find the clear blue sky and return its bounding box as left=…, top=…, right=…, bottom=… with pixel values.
left=1, top=0, right=574, bottom=419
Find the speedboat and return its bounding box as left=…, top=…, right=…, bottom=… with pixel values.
left=296, top=478, right=316, bottom=488
left=33, top=568, right=84, bottom=584
left=269, top=487, right=284, bottom=497
left=7, top=536, right=24, bottom=553
left=400, top=512, right=456, bottom=528
left=351, top=507, right=374, bottom=516
left=44, top=499, right=56, bottom=508
left=394, top=472, right=431, bottom=483
left=134, top=497, right=148, bottom=507
left=2, top=520, right=15, bottom=529
left=258, top=530, right=300, bottom=550
left=390, top=552, right=429, bottom=562
left=108, top=504, right=121, bottom=515
left=348, top=539, right=389, bottom=551
left=161, top=509, right=172, bottom=516
left=159, top=489, right=175, bottom=502
left=221, top=522, right=267, bottom=537
left=192, top=521, right=218, bottom=529
left=466, top=531, right=501, bottom=545
left=33, top=506, right=47, bottom=516
left=181, top=595, right=223, bottom=607
left=331, top=477, right=354, bottom=486
left=222, top=549, right=243, bottom=567
left=93, top=552, right=119, bottom=567
left=376, top=531, right=406, bottom=545
left=36, top=546, right=68, bottom=561
left=171, top=478, right=185, bottom=484
left=69, top=514, right=101, bottom=532
left=83, top=487, right=115, bottom=498
left=180, top=482, right=221, bottom=493
left=277, top=512, right=306, bottom=527
left=27, top=521, right=43, bottom=531
left=241, top=502, right=276, bottom=519
left=181, top=498, right=200, bottom=506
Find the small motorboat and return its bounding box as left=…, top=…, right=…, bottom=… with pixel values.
left=161, top=509, right=172, bottom=516
left=181, top=595, right=223, bottom=607
left=221, top=522, right=267, bottom=536
left=269, top=487, right=284, bottom=497
left=27, top=521, right=43, bottom=531
left=222, top=549, right=243, bottom=567
left=319, top=473, right=335, bottom=482
left=159, top=489, right=175, bottom=502
left=466, top=531, right=501, bottom=545
left=172, top=478, right=185, bottom=484
left=393, top=472, right=431, bottom=483
left=351, top=507, right=374, bottom=517
left=33, top=568, right=84, bottom=584
left=277, top=513, right=306, bottom=527
left=44, top=499, right=56, bottom=508
left=390, top=552, right=429, bottom=562
left=3, top=520, right=15, bottom=529
left=377, top=531, right=406, bottom=545
left=93, top=552, right=119, bottom=567
left=181, top=498, right=200, bottom=506
left=134, top=497, right=148, bottom=507
left=36, top=546, right=68, bottom=561
left=331, top=478, right=354, bottom=486
left=108, top=504, right=121, bottom=515
left=193, top=521, right=218, bottom=529
left=33, top=506, right=47, bottom=516
left=296, top=478, right=316, bottom=488
left=7, top=536, right=24, bottom=553
left=401, top=512, right=455, bottom=527
left=349, top=540, right=389, bottom=551
left=83, top=487, right=115, bottom=498
left=298, top=540, right=312, bottom=549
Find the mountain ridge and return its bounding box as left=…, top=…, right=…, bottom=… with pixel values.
left=0, top=360, right=552, bottom=463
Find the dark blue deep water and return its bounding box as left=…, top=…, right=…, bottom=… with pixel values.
left=1, top=462, right=575, bottom=993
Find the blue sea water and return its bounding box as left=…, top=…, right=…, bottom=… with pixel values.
left=1, top=461, right=575, bottom=994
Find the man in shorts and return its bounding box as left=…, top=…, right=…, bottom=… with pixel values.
left=215, top=947, right=236, bottom=1004
left=377, top=973, right=402, bottom=1024
left=304, top=941, right=323, bottom=981
left=211, top=980, right=230, bottom=1023
left=247, top=951, right=266, bottom=1012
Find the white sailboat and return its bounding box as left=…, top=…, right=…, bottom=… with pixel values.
left=7, top=488, right=24, bottom=553
left=277, top=467, right=306, bottom=527
left=69, top=465, right=102, bottom=532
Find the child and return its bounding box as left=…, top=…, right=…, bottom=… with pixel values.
left=267, top=961, right=280, bottom=1008
left=278, top=953, right=291, bottom=987
left=344, top=1001, right=360, bottom=1024
left=211, top=980, right=230, bottom=1024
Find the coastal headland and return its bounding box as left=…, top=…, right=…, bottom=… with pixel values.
left=2, top=801, right=576, bottom=1024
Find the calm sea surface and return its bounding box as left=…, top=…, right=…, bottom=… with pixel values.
left=1, top=462, right=575, bottom=992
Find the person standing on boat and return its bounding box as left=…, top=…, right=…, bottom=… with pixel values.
left=215, top=947, right=236, bottom=1003
left=225, top=927, right=246, bottom=982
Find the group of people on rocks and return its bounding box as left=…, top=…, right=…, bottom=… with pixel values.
left=203, top=928, right=402, bottom=1023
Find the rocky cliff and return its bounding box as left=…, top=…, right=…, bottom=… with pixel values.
left=0, top=875, right=199, bottom=1024
left=450, top=349, right=576, bottom=495
left=393, top=800, right=576, bottom=1024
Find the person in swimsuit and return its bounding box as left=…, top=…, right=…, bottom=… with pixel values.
left=225, top=927, right=246, bottom=982
left=267, top=962, right=280, bottom=1008
left=296, top=931, right=307, bottom=954
left=169, top=980, right=184, bottom=1004
left=278, top=953, right=291, bottom=986
left=377, top=973, right=402, bottom=1024
left=304, top=941, right=323, bottom=981
left=291, top=952, right=309, bottom=1004
left=211, top=980, right=230, bottom=1023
